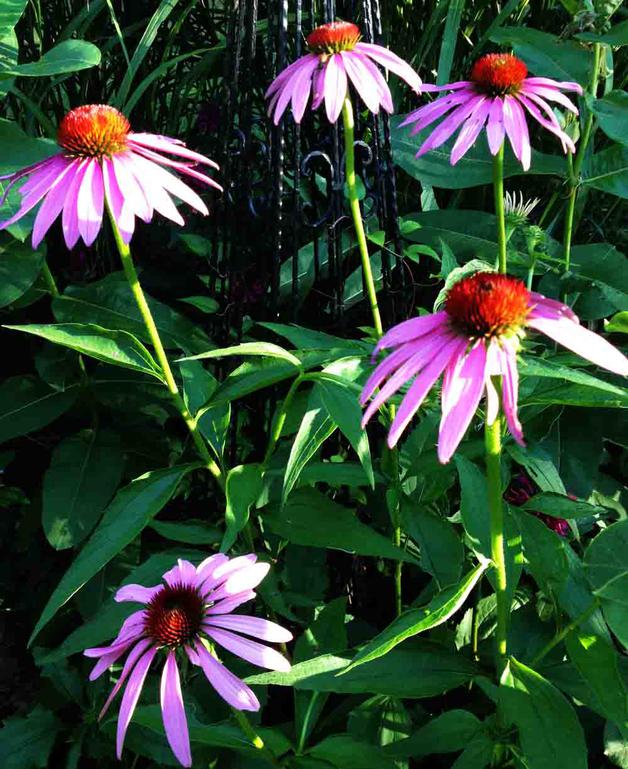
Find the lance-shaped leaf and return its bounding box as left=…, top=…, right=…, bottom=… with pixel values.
left=178, top=341, right=302, bottom=369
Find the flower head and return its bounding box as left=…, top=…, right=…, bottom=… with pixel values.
left=84, top=554, right=292, bottom=767
left=400, top=53, right=583, bottom=169
left=504, top=190, right=540, bottom=225
left=0, top=104, right=222, bottom=249
left=505, top=470, right=570, bottom=536
left=265, top=20, right=421, bottom=124
left=361, top=271, right=628, bottom=464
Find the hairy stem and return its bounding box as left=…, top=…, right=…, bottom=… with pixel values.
left=107, top=209, right=223, bottom=487
left=493, top=144, right=507, bottom=275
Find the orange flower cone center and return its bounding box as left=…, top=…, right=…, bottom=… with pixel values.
left=144, top=585, right=204, bottom=647
left=470, top=54, right=528, bottom=96
left=306, top=20, right=361, bottom=54
left=445, top=272, right=530, bottom=338
left=57, top=104, right=130, bottom=158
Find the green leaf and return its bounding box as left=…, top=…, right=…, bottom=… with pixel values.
left=583, top=145, right=628, bottom=199
left=565, top=629, right=628, bottom=737
left=5, top=323, right=164, bottom=380
left=506, top=442, right=566, bottom=493
left=316, top=378, right=374, bottom=487
left=522, top=492, right=608, bottom=520
left=260, top=322, right=368, bottom=353
left=590, top=91, right=628, bottom=145
left=605, top=721, right=628, bottom=769
left=0, top=376, right=78, bottom=444
left=30, top=464, right=195, bottom=643
left=570, top=242, right=628, bottom=320
left=606, top=311, right=628, bottom=334
left=0, top=705, right=60, bottom=769
left=585, top=520, right=628, bottom=646
left=343, top=561, right=488, bottom=672
left=499, top=658, right=587, bottom=769
left=179, top=360, right=229, bottom=459
left=7, top=40, right=100, bottom=77
left=309, top=736, right=396, bottom=769
left=401, top=499, right=464, bottom=589
left=179, top=341, right=302, bottom=369
left=0, top=29, right=17, bottom=98
left=246, top=643, right=477, bottom=698
left=263, top=488, right=418, bottom=564
left=222, top=464, right=264, bottom=552
left=384, top=710, right=482, bottom=759
left=177, top=295, right=219, bottom=314
left=0, top=119, right=56, bottom=176
left=149, top=519, right=221, bottom=545
left=42, top=430, right=124, bottom=550
left=282, top=388, right=335, bottom=503
left=490, top=27, right=592, bottom=85
left=450, top=732, right=495, bottom=769
left=0, top=235, right=45, bottom=308
left=579, top=20, right=628, bottom=45
left=0, top=0, right=27, bottom=37
left=53, top=272, right=212, bottom=354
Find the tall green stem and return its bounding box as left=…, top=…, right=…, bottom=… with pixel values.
left=485, top=412, right=508, bottom=673
left=493, top=144, right=507, bottom=275
left=41, top=260, right=60, bottom=297
left=107, top=209, right=223, bottom=487
left=341, top=97, right=383, bottom=337
left=563, top=42, right=601, bottom=273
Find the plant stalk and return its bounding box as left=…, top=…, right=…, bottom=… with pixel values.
left=41, top=260, right=60, bottom=297
left=107, top=208, right=223, bottom=487
left=493, top=144, right=507, bottom=275
left=485, top=412, right=508, bottom=674
left=231, top=708, right=281, bottom=767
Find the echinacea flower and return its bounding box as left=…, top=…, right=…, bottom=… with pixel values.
left=0, top=104, right=222, bottom=249
left=266, top=20, right=421, bottom=124
left=361, top=272, right=628, bottom=464
left=84, top=554, right=292, bottom=767
left=504, top=470, right=570, bottom=536
left=401, top=53, right=583, bottom=170
left=504, top=190, right=540, bottom=223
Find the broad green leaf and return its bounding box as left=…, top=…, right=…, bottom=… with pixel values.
left=570, top=242, right=628, bottom=320
left=0, top=30, right=17, bottom=99
left=5, top=323, right=164, bottom=380
left=347, top=696, right=411, bottom=756
left=260, top=322, right=368, bottom=353
left=391, top=118, right=564, bottom=189
left=263, top=488, right=418, bottom=564
left=523, top=492, right=609, bottom=520
left=0, top=705, right=60, bottom=769
left=606, top=311, right=628, bottom=334
left=222, top=464, right=263, bottom=552
left=506, top=442, right=566, bottom=493
left=282, top=388, right=335, bottom=503
left=450, top=732, right=495, bottom=769
left=585, top=520, right=628, bottom=646
left=401, top=500, right=464, bottom=588
left=590, top=91, right=628, bottom=145
left=179, top=360, right=229, bottom=459
left=30, top=464, right=195, bottom=643
left=605, top=722, right=628, bottom=769
left=53, top=272, right=212, bottom=353
left=5, top=40, right=100, bottom=76
left=0, top=376, right=78, bottom=444
left=490, top=27, right=592, bottom=85
left=0, top=119, right=56, bottom=176
left=343, top=561, right=488, bottom=672
left=42, top=429, right=124, bottom=550
left=309, top=736, right=396, bottom=769
left=579, top=20, right=628, bottom=45
left=149, top=520, right=221, bottom=545
left=0, top=0, right=27, bottom=37
left=565, top=629, right=628, bottom=737
left=384, top=710, right=482, bottom=759
left=179, top=341, right=302, bottom=369
left=499, top=658, right=587, bottom=769
left=177, top=295, right=219, bottom=314
left=583, top=145, right=628, bottom=199
left=0, top=235, right=44, bottom=307
left=246, top=643, right=477, bottom=698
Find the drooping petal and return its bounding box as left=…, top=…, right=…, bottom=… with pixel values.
left=127, top=157, right=184, bottom=226
left=399, top=91, right=473, bottom=134
left=61, top=159, right=89, bottom=249
left=189, top=641, right=259, bottom=711
left=354, top=42, right=421, bottom=92
left=31, top=160, right=82, bottom=247
left=196, top=553, right=229, bottom=583
left=483, top=340, right=501, bottom=426
left=0, top=156, right=71, bottom=230
left=128, top=133, right=219, bottom=169
left=126, top=154, right=209, bottom=216
left=521, top=83, right=579, bottom=114
left=290, top=56, right=320, bottom=123
left=98, top=638, right=153, bottom=721
left=527, top=316, right=628, bottom=377
left=374, top=310, right=449, bottom=354
left=437, top=340, right=488, bottom=463
left=87, top=640, right=135, bottom=681
left=419, top=81, right=472, bottom=93
left=388, top=337, right=468, bottom=447
left=341, top=51, right=383, bottom=114
left=323, top=53, right=348, bottom=123
left=360, top=340, right=426, bottom=405
left=76, top=158, right=105, bottom=246
left=265, top=55, right=317, bottom=98
left=450, top=98, right=492, bottom=164
left=111, top=609, right=148, bottom=646
left=352, top=51, right=393, bottom=112
left=127, top=144, right=223, bottom=192
left=115, top=583, right=163, bottom=604
left=111, top=153, right=152, bottom=222
left=116, top=646, right=158, bottom=759
left=199, top=553, right=257, bottom=595
left=517, top=93, right=576, bottom=154
left=204, top=627, right=291, bottom=672
left=509, top=97, right=531, bottom=171
left=102, top=157, right=135, bottom=244
left=524, top=76, right=583, bottom=94
left=502, top=95, right=525, bottom=167
left=210, top=562, right=271, bottom=601
left=528, top=291, right=578, bottom=322
left=486, top=98, right=505, bottom=155
left=415, top=96, right=486, bottom=158
left=311, top=64, right=326, bottom=110
left=160, top=651, right=192, bottom=768
left=205, top=590, right=257, bottom=615
left=499, top=338, right=524, bottom=446
left=270, top=58, right=309, bottom=125
left=203, top=614, right=293, bottom=642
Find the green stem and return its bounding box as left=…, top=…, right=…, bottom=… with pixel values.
left=563, top=42, right=601, bottom=274
left=41, top=260, right=60, bottom=298
left=485, top=412, right=508, bottom=674
left=530, top=602, right=597, bottom=667
left=107, top=209, right=223, bottom=488
left=341, top=97, right=383, bottom=337
left=393, top=526, right=402, bottom=617
left=231, top=708, right=281, bottom=767
left=493, top=144, right=507, bottom=275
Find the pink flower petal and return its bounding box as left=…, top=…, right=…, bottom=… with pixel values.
left=210, top=562, right=271, bottom=601
left=352, top=51, right=393, bottom=112
left=127, top=144, right=222, bottom=192
left=517, top=93, right=576, bottom=154
left=415, top=95, right=486, bottom=158
left=102, top=157, right=135, bottom=244
left=374, top=310, right=449, bottom=354
left=61, top=159, right=89, bottom=249
left=203, top=614, right=293, bottom=642
left=116, top=646, right=158, bottom=760
left=160, top=651, right=192, bottom=768
left=188, top=641, right=259, bottom=711
left=499, top=338, right=524, bottom=446
left=204, top=627, right=291, bottom=672
left=126, top=154, right=208, bottom=216
left=290, top=56, right=320, bottom=123
left=98, top=638, right=153, bottom=721
left=354, top=42, right=421, bottom=92
left=111, top=153, right=152, bottom=222
left=341, top=51, right=382, bottom=114
left=205, top=590, right=256, bottom=615
left=524, top=76, right=583, bottom=94
left=486, top=98, right=505, bottom=156
left=508, top=97, right=531, bottom=171
left=450, top=98, right=492, bottom=165
left=400, top=91, right=473, bottom=134
left=76, top=158, right=105, bottom=246
left=360, top=340, right=426, bottom=406
left=419, top=81, right=472, bottom=93
left=528, top=292, right=578, bottom=322
left=521, top=83, right=579, bottom=114
left=323, top=54, right=347, bottom=123
left=0, top=156, right=71, bottom=230
left=115, top=583, right=162, bottom=604
left=502, top=95, right=524, bottom=167
left=31, top=160, right=81, bottom=247
left=128, top=133, right=219, bottom=169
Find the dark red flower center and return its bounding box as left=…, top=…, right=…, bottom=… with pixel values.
left=306, top=21, right=361, bottom=54
left=470, top=54, right=528, bottom=96
left=144, top=584, right=204, bottom=648
left=57, top=104, right=130, bottom=158
left=445, top=272, right=530, bottom=338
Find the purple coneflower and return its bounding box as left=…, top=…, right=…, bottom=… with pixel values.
left=266, top=20, right=421, bottom=124
left=0, top=104, right=222, bottom=249
left=361, top=272, right=628, bottom=464
left=504, top=470, right=570, bottom=536
left=401, top=53, right=582, bottom=169
left=84, top=554, right=292, bottom=767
